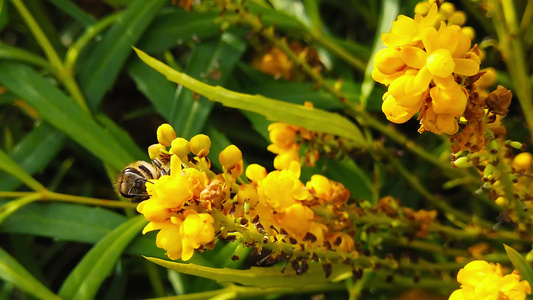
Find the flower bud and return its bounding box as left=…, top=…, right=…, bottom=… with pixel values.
left=190, top=134, right=211, bottom=158
left=170, top=138, right=190, bottom=158
left=157, top=124, right=177, bottom=147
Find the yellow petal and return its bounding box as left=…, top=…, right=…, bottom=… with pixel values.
left=408, top=66, right=432, bottom=94
left=433, top=75, right=457, bottom=90
left=453, top=58, right=480, bottom=76
left=399, top=46, right=427, bottom=69
left=421, top=27, right=438, bottom=54
left=382, top=95, right=417, bottom=124
left=430, top=85, right=467, bottom=117
left=437, top=23, right=459, bottom=54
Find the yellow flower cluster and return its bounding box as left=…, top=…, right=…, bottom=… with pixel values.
left=136, top=124, right=355, bottom=262
left=267, top=122, right=313, bottom=170
left=252, top=42, right=321, bottom=80
left=373, top=1, right=480, bottom=135
left=449, top=260, right=531, bottom=300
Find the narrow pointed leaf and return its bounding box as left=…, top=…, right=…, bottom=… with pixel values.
left=0, top=61, right=134, bottom=170
left=0, top=248, right=61, bottom=300
left=58, top=215, right=147, bottom=300
left=0, top=122, right=66, bottom=191
left=0, top=201, right=164, bottom=259
left=145, top=257, right=353, bottom=288
left=138, top=9, right=221, bottom=53
left=0, top=194, right=41, bottom=226
left=0, top=148, right=44, bottom=191
left=134, top=48, right=365, bottom=143
left=127, top=59, right=175, bottom=121
left=170, top=32, right=247, bottom=139
left=79, top=0, right=166, bottom=110
left=504, top=244, right=533, bottom=288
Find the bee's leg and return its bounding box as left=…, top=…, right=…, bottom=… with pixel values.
left=152, top=159, right=168, bottom=176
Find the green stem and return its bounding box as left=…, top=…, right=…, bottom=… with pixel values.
left=0, top=191, right=137, bottom=209
left=10, top=0, right=89, bottom=112
left=489, top=0, right=533, bottom=139
left=383, top=148, right=493, bottom=228
left=64, top=12, right=122, bottom=71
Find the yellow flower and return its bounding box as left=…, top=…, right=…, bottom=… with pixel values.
left=136, top=198, right=172, bottom=222
left=180, top=211, right=215, bottom=261
left=150, top=174, right=193, bottom=209
left=450, top=260, right=532, bottom=300
left=142, top=220, right=183, bottom=260
left=420, top=104, right=459, bottom=135
left=268, top=123, right=297, bottom=151
left=381, top=3, right=438, bottom=48
left=430, top=84, right=468, bottom=117
left=258, top=161, right=309, bottom=211
left=278, top=203, right=314, bottom=237
left=400, top=23, right=479, bottom=94
left=253, top=47, right=293, bottom=80
left=373, top=48, right=407, bottom=79
left=382, top=92, right=423, bottom=124
left=272, top=145, right=300, bottom=170
left=183, top=168, right=209, bottom=199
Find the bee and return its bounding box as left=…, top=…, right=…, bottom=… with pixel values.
left=115, top=159, right=169, bottom=202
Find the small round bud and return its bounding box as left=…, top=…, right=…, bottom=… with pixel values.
left=414, top=2, right=430, bottom=15
left=448, top=11, right=466, bottom=26
left=245, top=164, right=267, bottom=182
left=190, top=134, right=211, bottom=158
left=219, top=145, right=243, bottom=170
left=156, top=123, right=177, bottom=147
left=451, top=156, right=470, bottom=168
left=495, top=196, right=508, bottom=206
left=439, top=2, right=455, bottom=18
left=462, top=27, right=475, bottom=41
left=512, top=152, right=532, bottom=172
left=170, top=138, right=190, bottom=158
left=509, top=141, right=526, bottom=150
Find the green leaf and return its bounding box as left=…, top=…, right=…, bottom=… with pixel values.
left=127, top=59, right=176, bottom=121
left=0, top=42, right=51, bottom=71
left=95, top=113, right=147, bottom=161
left=0, top=0, right=9, bottom=30
left=0, top=248, right=61, bottom=300
left=138, top=9, right=221, bottom=53
left=0, top=194, right=41, bottom=226
left=171, top=32, right=247, bottom=139
left=145, top=256, right=353, bottom=288
left=0, top=201, right=166, bottom=259
left=78, top=0, right=166, bottom=110
left=504, top=244, right=533, bottom=288
left=58, top=215, right=147, bottom=300
left=360, top=0, right=399, bottom=108
left=0, top=61, right=134, bottom=170
left=47, top=0, right=96, bottom=27
left=0, top=122, right=66, bottom=191
left=134, top=48, right=366, bottom=144
left=0, top=147, right=44, bottom=191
